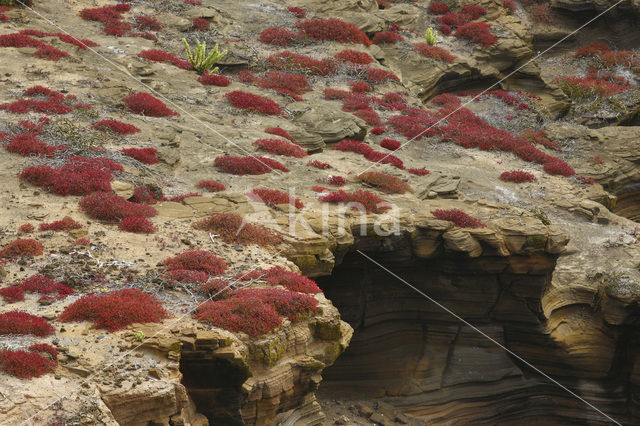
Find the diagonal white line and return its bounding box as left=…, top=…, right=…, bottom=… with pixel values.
left=6, top=1, right=626, bottom=424
left=20, top=173, right=307, bottom=425
left=0, top=7, right=297, bottom=418
left=356, top=250, right=622, bottom=425
left=354, top=0, right=626, bottom=176
left=11, top=0, right=285, bottom=176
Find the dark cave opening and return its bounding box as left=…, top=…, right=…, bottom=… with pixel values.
left=315, top=248, right=635, bottom=424
left=532, top=7, right=640, bottom=51
left=315, top=250, right=546, bottom=395
left=179, top=354, right=250, bottom=425
left=612, top=189, right=640, bottom=222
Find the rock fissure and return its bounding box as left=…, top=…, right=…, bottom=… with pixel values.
left=2, top=0, right=640, bottom=424
left=315, top=227, right=638, bottom=424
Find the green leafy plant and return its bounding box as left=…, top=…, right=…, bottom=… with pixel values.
left=132, top=330, right=145, bottom=341
left=50, top=118, right=104, bottom=154
left=529, top=208, right=551, bottom=225
left=181, top=38, right=227, bottom=74
left=425, top=27, right=438, bottom=46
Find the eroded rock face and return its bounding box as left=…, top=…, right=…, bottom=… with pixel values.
left=83, top=293, right=352, bottom=426
left=183, top=294, right=352, bottom=425
left=2, top=0, right=640, bottom=423
left=125, top=190, right=640, bottom=424
left=545, top=124, right=640, bottom=220
left=552, top=0, right=639, bottom=12
left=360, top=0, right=571, bottom=118
left=295, top=0, right=379, bottom=14
left=314, top=217, right=640, bottom=424
left=290, top=101, right=368, bottom=144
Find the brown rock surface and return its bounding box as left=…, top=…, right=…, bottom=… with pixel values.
left=0, top=0, right=639, bottom=425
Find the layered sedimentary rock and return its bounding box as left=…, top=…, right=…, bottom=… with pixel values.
left=552, top=0, right=640, bottom=12
left=176, top=293, right=352, bottom=425
left=376, top=3, right=571, bottom=118
left=47, top=294, right=352, bottom=426
left=1, top=0, right=640, bottom=424
left=314, top=214, right=640, bottom=424
left=143, top=192, right=640, bottom=424
left=545, top=124, right=640, bottom=220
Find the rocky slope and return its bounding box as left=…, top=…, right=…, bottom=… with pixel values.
left=0, top=0, right=639, bottom=425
